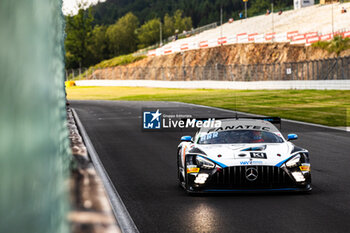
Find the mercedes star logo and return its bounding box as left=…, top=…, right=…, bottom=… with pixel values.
left=245, top=167, right=258, bottom=181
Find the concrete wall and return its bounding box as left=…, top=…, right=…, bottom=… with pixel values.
left=75, top=80, right=350, bottom=90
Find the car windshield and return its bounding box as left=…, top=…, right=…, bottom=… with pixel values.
left=198, top=130, right=284, bottom=144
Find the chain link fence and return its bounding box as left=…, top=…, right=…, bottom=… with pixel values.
left=67, top=56, right=350, bottom=81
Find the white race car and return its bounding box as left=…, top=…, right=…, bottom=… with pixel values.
left=177, top=118, right=311, bottom=193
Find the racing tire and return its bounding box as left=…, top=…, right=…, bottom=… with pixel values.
left=177, top=149, right=185, bottom=188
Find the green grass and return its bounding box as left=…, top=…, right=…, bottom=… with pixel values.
left=67, top=86, right=350, bottom=127
left=69, top=54, right=146, bottom=80
left=312, top=35, right=350, bottom=56
left=93, top=54, right=146, bottom=69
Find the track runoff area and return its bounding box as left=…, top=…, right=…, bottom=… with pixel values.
left=72, top=100, right=350, bottom=233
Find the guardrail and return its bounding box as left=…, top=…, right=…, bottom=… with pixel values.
left=74, top=79, right=350, bottom=90
left=167, top=22, right=218, bottom=42
left=133, top=22, right=218, bottom=57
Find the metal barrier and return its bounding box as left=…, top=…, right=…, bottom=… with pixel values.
left=167, top=22, right=218, bottom=42
left=67, top=56, right=350, bottom=81
left=132, top=22, right=219, bottom=57
left=0, top=1, right=70, bottom=233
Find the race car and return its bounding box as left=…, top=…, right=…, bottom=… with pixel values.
left=177, top=118, right=311, bottom=193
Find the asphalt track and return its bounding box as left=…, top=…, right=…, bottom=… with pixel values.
left=71, top=100, right=350, bottom=233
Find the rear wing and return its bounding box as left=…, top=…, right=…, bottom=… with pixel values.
left=242, top=116, right=281, bottom=125
left=242, top=116, right=281, bottom=129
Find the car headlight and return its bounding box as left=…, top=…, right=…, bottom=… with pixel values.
left=283, top=153, right=310, bottom=183
left=286, top=154, right=301, bottom=168
left=196, top=156, right=215, bottom=169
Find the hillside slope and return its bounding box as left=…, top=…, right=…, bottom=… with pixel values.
left=85, top=42, right=350, bottom=81
left=128, top=43, right=346, bottom=68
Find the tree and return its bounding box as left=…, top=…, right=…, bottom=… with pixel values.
left=88, top=0, right=294, bottom=29
left=248, top=0, right=293, bottom=17
left=163, top=13, right=174, bottom=39
left=87, top=25, right=109, bottom=63
left=248, top=0, right=271, bottom=16
left=182, top=16, right=192, bottom=32
left=137, top=18, right=161, bottom=48
left=173, top=10, right=192, bottom=34
left=65, top=7, right=94, bottom=69
left=163, top=10, right=192, bottom=40
left=106, top=12, right=139, bottom=57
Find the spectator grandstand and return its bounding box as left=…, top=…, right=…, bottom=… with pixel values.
left=149, top=2, right=350, bottom=56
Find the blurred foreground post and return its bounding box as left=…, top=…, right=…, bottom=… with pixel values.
left=0, top=1, right=70, bottom=233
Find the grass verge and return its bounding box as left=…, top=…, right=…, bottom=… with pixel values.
left=66, top=86, right=350, bottom=127
left=93, top=54, right=146, bottom=69
left=68, top=54, right=146, bottom=80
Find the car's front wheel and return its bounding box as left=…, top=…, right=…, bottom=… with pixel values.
left=177, top=149, right=185, bottom=187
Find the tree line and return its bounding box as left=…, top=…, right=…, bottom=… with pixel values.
left=91, top=0, right=293, bottom=28
left=65, top=9, right=192, bottom=69
left=65, top=0, right=294, bottom=69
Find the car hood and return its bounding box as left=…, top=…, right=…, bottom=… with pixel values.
left=195, top=143, right=294, bottom=167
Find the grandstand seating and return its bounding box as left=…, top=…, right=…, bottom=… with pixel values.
left=149, top=3, right=350, bottom=56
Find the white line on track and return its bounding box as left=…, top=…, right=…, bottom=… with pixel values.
left=72, top=109, right=140, bottom=233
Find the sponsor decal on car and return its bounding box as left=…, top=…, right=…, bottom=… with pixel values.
left=207, top=125, right=271, bottom=133
left=250, top=152, right=267, bottom=159
left=300, top=163, right=311, bottom=172
left=187, top=166, right=200, bottom=173
left=199, top=132, right=219, bottom=142
left=240, top=161, right=264, bottom=165
left=182, top=145, right=188, bottom=162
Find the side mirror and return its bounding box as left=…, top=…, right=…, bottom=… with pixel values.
left=287, top=134, right=298, bottom=141
left=181, top=136, right=192, bottom=142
